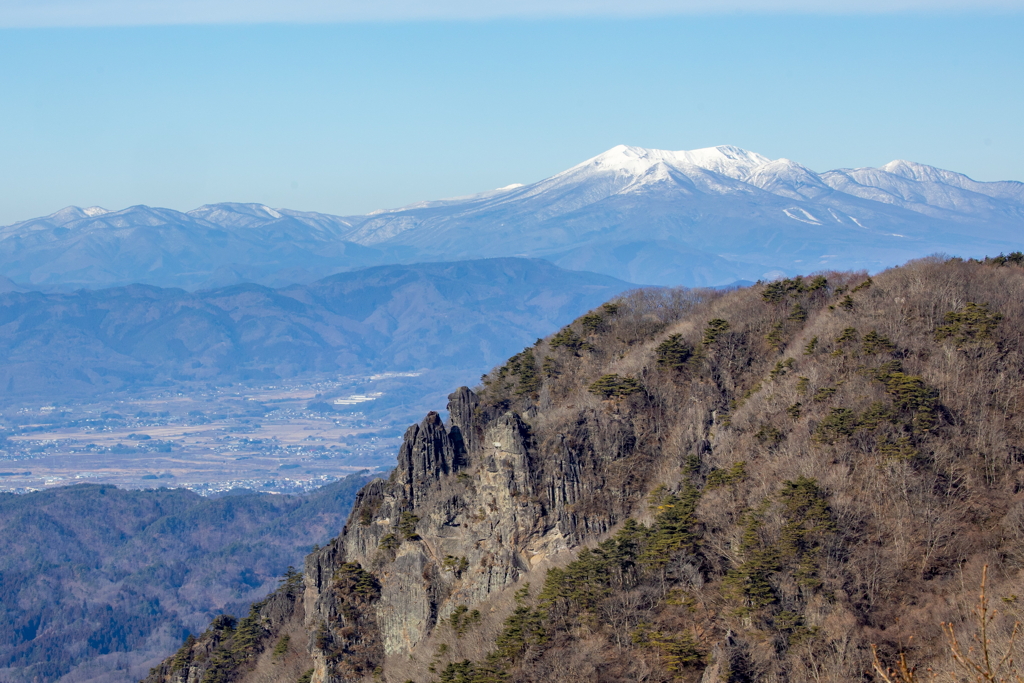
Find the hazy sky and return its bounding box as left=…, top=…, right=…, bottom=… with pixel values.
left=0, top=3, right=1022, bottom=224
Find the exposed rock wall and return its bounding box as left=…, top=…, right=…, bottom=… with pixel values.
left=297, top=384, right=656, bottom=682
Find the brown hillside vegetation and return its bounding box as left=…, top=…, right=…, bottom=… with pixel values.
left=145, top=255, right=1024, bottom=683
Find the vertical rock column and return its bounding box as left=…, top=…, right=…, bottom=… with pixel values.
left=395, top=411, right=465, bottom=506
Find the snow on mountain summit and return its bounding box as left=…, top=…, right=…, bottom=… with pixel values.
left=564, top=144, right=773, bottom=182
left=677, top=145, right=773, bottom=180
left=745, top=158, right=832, bottom=200
left=43, top=206, right=109, bottom=225
left=877, top=160, right=1024, bottom=203
left=880, top=159, right=975, bottom=185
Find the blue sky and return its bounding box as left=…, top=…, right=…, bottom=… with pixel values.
left=0, top=7, right=1022, bottom=224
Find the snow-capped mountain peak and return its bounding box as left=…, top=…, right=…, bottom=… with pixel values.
left=881, top=159, right=966, bottom=184
left=677, top=145, right=772, bottom=180
left=35, top=205, right=109, bottom=226
left=744, top=158, right=832, bottom=200
left=563, top=144, right=773, bottom=182
left=569, top=144, right=678, bottom=176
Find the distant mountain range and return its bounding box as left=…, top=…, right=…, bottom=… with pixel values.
left=3, top=145, right=1022, bottom=289
left=353, top=145, right=1024, bottom=285
left=0, top=203, right=392, bottom=291
left=0, top=258, right=631, bottom=399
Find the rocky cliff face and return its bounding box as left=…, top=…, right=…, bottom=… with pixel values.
left=303, top=382, right=650, bottom=681
left=147, top=333, right=681, bottom=683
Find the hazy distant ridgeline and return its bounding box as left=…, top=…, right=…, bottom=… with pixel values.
left=0, top=474, right=371, bottom=683
left=0, top=203, right=391, bottom=291
left=2, top=146, right=1022, bottom=290
left=0, top=258, right=632, bottom=399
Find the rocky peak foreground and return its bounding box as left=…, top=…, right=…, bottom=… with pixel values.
left=145, top=255, right=1024, bottom=683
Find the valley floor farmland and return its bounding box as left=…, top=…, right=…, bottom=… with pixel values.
left=0, top=373, right=420, bottom=494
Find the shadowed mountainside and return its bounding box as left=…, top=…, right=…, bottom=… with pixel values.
left=0, top=473, right=373, bottom=683
left=0, top=258, right=632, bottom=400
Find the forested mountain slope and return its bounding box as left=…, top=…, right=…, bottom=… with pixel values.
left=0, top=474, right=370, bottom=683
left=145, top=256, right=1024, bottom=683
